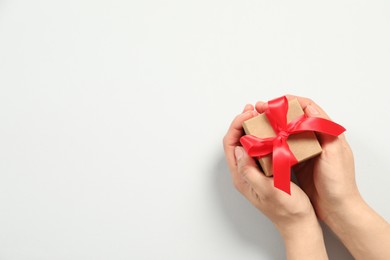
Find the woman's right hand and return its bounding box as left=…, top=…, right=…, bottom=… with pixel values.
left=257, top=95, right=390, bottom=260
left=281, top=95, right=359, bottom=223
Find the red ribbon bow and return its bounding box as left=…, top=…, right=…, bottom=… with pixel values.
left=240, top=96, right=346, bottom=195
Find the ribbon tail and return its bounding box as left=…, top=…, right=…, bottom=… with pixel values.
left=291, top=117, right=346, bottom=136
left=272, top=139, right=297, bottom=195
left=240, top=135, right=275, bottom=158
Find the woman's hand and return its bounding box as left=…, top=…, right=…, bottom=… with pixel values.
left=223, top=104, right=328, bottom=260
left=255, top=95, right=390, bottom=260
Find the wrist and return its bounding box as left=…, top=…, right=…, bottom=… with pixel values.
left=322, top=193, right=366, bottom=230
left=279, top=214, right=328, bottom=260
left=322, top=194, right=390, bottom=259
left=279, top=212, right=321, bottom=240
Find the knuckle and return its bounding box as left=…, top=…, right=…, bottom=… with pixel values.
left=250, top=185, right=268, bottom=203
left=250, top=187, right=260, bottom=199
left=233, top=113, right=242, bottom=121
left=239, top=164, right=252, bottom=178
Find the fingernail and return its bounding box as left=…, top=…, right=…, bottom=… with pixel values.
left=234, top=146, right=243, bottom=161
left=306, top=104, right=319, bottom=115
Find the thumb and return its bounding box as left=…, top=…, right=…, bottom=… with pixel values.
left=304, top=103, right=346, bottom=143
left=234, top=146, right=269, bottom=192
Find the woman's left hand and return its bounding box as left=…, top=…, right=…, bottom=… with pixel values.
left=222, top=103, right=328, bottom=260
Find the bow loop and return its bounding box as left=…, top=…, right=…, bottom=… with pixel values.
left=266, top=96, right=289, bottom=131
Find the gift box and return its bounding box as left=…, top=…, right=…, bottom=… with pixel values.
left=242, top=98, right=322, bottom=177
left=240, top=96, right=345, bottom=194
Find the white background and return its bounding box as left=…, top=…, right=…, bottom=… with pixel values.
left=1, top=0, right=389, bottom=259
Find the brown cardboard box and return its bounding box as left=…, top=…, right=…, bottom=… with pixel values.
left=242, top=99, right=322, bottom=176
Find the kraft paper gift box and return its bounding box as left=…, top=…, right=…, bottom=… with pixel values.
left=242, top=99, right=322, bottom=176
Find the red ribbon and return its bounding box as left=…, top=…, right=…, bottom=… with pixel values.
left=240, top=96, right=346, bottom=195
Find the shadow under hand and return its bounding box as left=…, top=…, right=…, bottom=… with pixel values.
left=212, top=155, right=285, bottom=259
left=321, top=222, right=354, bottom=259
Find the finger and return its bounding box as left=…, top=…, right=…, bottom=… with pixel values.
left=298, top=97, right=346, bottom=142
left=235, top=146, right=271, bottom=194
left=256, top=95, right=332, bottom=120
left=242, top=104, right=254, bottom=113
left=257, top=95, right=347, bottom=149
left=284, top=94, right=332, bottom=120
left=284, top=94, right=347, bottom=142
left=254, top=101, right=267, bottom=113
left=224, top=110, right=258, bottom=149
left=223, top=110, right=258, bottom=173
